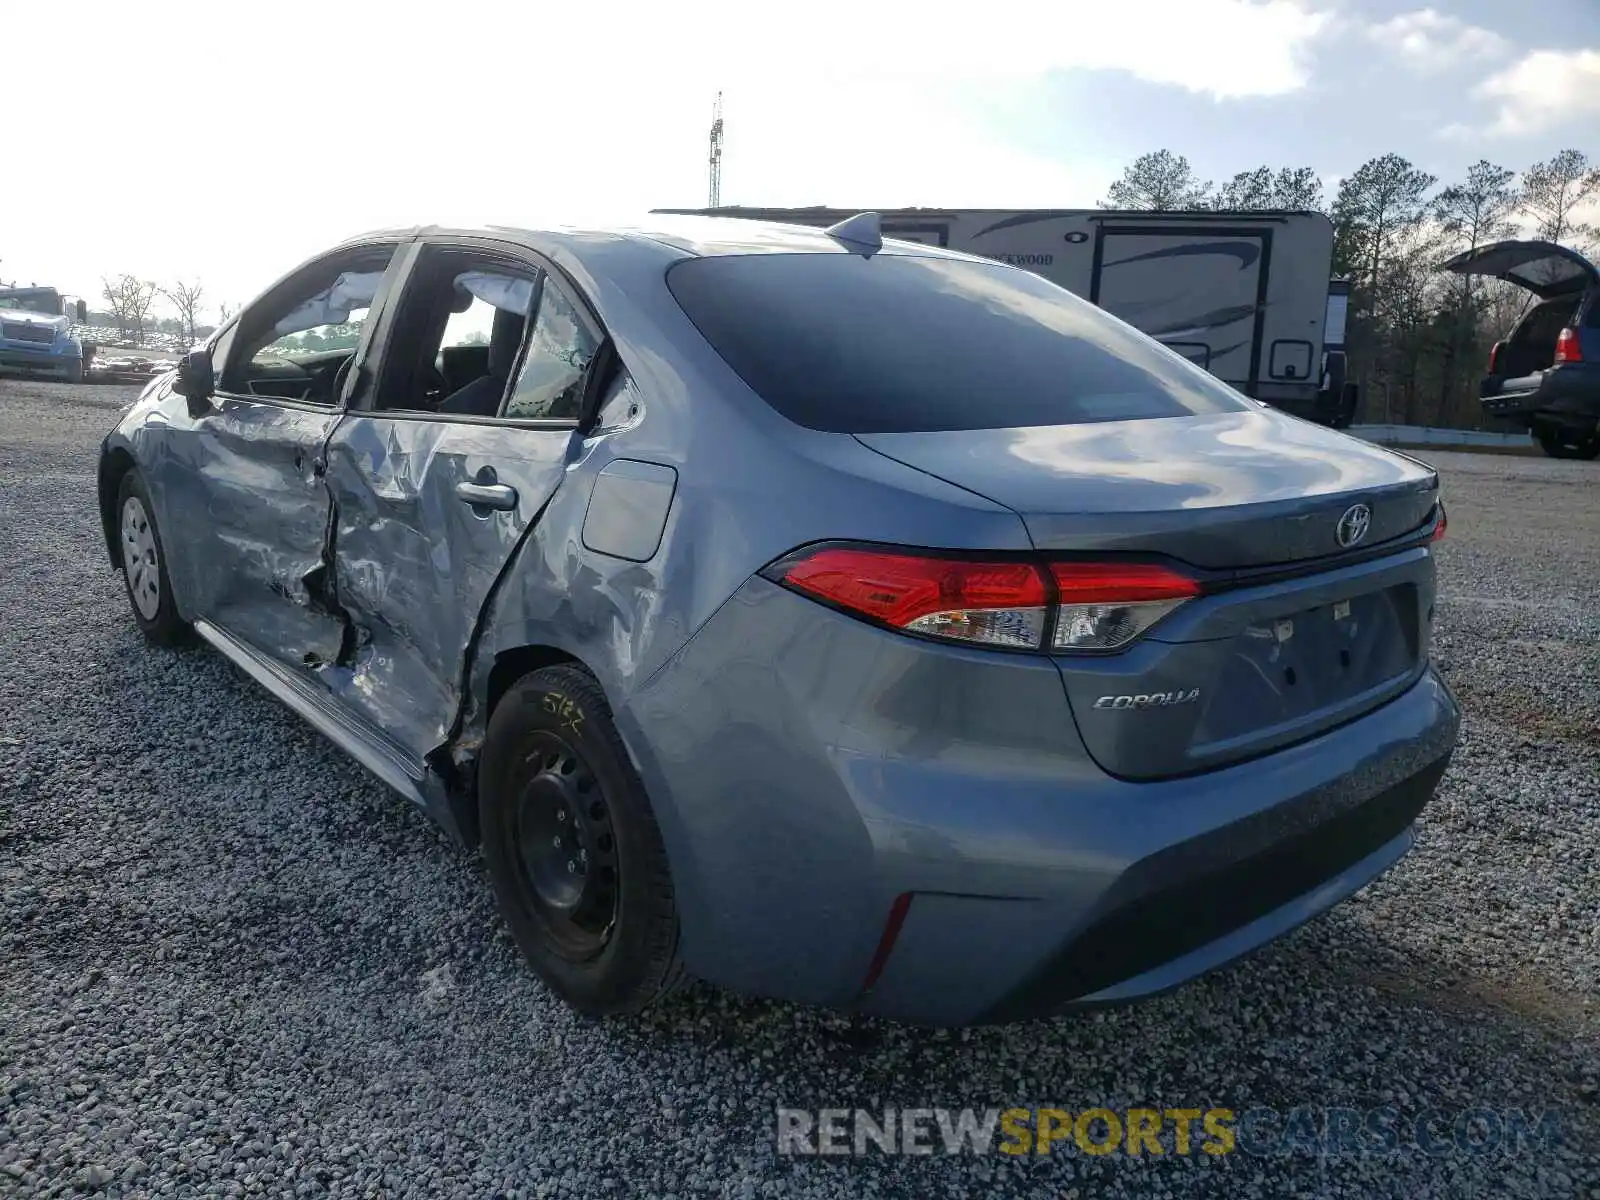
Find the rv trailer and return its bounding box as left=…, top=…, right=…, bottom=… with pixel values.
left=655, top=206, right=1341, bottom=424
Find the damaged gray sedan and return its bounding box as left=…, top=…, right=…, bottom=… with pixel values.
left=98, top=215, right=1459, bottom=1025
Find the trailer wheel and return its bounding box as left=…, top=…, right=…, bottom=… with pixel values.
left=1538, top=431, right=1600, bottom=461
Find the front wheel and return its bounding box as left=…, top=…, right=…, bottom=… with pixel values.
left=478, top=664, right=685, bottom=1016
left=1538, top=431, right=1600, bottom=460
left=116, top=469, right=188, bottom=645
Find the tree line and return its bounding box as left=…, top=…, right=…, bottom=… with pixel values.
left=94, top=276, right=230, bottom=347
left=1102, top=148, right=1600, bottom=427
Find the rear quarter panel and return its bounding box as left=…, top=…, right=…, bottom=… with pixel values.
left=458, top=231, right=1032, bottom=750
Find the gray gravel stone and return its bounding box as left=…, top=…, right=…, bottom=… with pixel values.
left=1, top=379, right=1597, bottom=1197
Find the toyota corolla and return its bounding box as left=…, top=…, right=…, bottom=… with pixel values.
left=97, top=214, right=1459, bottom=1025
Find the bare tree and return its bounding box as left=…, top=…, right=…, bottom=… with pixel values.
left=161, top=279, right=205, bottom=348
left=1518, top=149, right=1600, bottom=246
left=101, top=277, right=130, bottom=341
left=1102, top=150, right=1213, bottom=211
left=101, top=275, right=159, bottom=344
left=1436, top=161, right=1518, bottom=275
left=1432, top=161, right=1518, bottom=418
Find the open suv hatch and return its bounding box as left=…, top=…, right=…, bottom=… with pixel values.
left=1444, top=239, right=1600, bottom=460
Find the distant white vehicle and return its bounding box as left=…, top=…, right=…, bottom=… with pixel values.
left=658, top=207, right=1347, bottom=425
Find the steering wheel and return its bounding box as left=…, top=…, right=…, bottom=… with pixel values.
left=329, top=353, right=451, bottom=409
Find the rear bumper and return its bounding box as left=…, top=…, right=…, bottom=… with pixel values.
left=0, top=347, right=80, bottom=378
left=1480, top=362, right=1600, bottom=429
left=620, top=577, right=1460, bottom=1026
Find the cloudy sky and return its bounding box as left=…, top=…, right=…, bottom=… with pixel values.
left=3, top=0, right=1597, bottom=314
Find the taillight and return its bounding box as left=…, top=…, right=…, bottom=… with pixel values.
left=764, top=546, right=1200, bottom=653
left=1431, top=502, right=1447, bottom=543
left=1554, top=327, right=1582, bottom=364
left=1488, top=341, right=1504, bottom=374
left=773, top=547, right=1048, bottom=649
left=1050, top=562, right=1201, bottom=651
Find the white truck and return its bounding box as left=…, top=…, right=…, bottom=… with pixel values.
left=658, top=207, right=1351, bottom=425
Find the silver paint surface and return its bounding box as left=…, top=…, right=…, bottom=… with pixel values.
left=96, top=214, right=1461, bottom=1022
left=581, top=459, right=678, bottom=563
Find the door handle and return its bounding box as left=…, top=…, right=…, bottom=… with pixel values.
left=455, top=481, right=518, bottom=511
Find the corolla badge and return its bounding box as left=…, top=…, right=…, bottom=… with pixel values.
left=1336, top=503, right=1371, bottom=548
left=1093, top=689, right=1201, bottom=710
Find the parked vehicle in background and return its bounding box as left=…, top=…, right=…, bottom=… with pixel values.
left=1445, top=240, right=1600, bottom=460
left=657, top=206, right=1341, bottom=425
left=0, top=285, right=94, bottom=383
left=89, top=355, right=177, bottom=385
left=98, top=213, right=1458, bottom=1026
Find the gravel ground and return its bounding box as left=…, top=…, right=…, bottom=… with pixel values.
left=1, top=378, right=1596, bottom=1199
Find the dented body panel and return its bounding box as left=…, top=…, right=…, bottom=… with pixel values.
left=173, top=395, right=347, bottom=667
left=318, top=414, right=577, bottom=763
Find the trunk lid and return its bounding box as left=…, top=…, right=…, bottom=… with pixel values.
left=856, top=409, right=1441, bottom=779
left=854, top=409, right=1438, bottom=568
left=1442, top=238, right=1598, bottom=300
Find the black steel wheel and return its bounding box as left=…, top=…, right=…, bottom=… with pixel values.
left=507, top=736, right=620, bottom=960
left=479, top=664, right=685, bottom=1015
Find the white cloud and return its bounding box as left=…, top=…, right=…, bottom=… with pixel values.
left=695, top=0, right=1334, bottom=100
left=1366, top=9, right=1509, bottom=70
left=1477, top=49, right=1600, bottom=136
left=0, top=0, right=1330, bottom=305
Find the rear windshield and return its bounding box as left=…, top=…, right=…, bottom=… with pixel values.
left=666, top=252, right=1253, bottom=434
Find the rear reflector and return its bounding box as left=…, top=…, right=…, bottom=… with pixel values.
left=859, top=892, right=913, bottom=995
left=1050, top=562, right=1199, bottom=651
left=1554, top=327, right=1582, bottom=364
left=766, top=547, right=1200, bottom=652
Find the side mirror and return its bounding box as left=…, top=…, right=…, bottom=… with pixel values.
left=173, top=347, right=215, bottom=415
left=74, top=299, right=88, bottom=323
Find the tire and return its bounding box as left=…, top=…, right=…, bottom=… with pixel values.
left=115, top=469, right=188, bottom=645
left=479, top=664, right=685, bottom=1016
left=1538, top=431, right=1600, bottom=461
left=64, top=359, right=83, bottom=385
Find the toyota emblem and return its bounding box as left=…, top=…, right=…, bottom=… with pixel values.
left=1336, top=503, right=1371, bottom=548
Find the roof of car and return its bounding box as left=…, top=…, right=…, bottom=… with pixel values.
left=339, top=214, right=979, bottom=263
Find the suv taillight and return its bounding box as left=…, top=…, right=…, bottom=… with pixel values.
left=1554, top=327, right=1582, bottom=364
left=763, top=546, right=1200, bottom=653
left=1487, top=341, right=1504, bottom=374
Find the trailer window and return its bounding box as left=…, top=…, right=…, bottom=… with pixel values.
left=667, top=253, right=1251, bottom=433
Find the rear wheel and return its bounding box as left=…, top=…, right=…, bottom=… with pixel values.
left=1538, top=430, right=1600, bottom=460
left=478, top=664, right=684, bottom=1016
left=116, top=469, right=188, bottom=645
